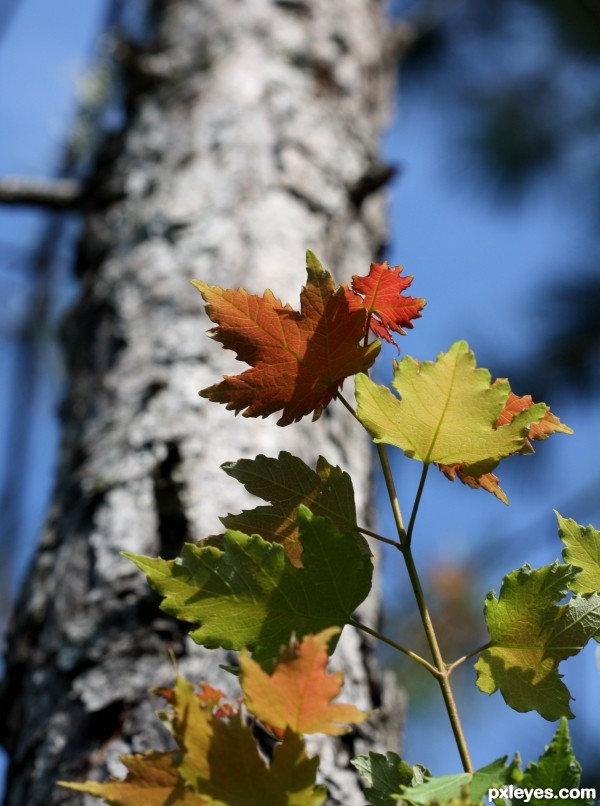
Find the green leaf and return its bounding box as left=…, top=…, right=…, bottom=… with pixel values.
left=474, top=563, right=600, bottom=719
left=355, top=341, right=546, bottom=470
left=351, top=752, right=416, bottom=805
left=353, top=754, right=511, bottom=806
left=400, top=758, right=512, bottom=805
left=218, top=452, right=357, bottom=565
left=125, top=506, right=373, bottom=669
left=558, top=514, right=600, bottom=641
left=558, top=514, right=600, bottom=596
left=510, top=719, right=593, bottom=806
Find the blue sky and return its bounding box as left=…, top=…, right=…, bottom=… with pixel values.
left=380, top=89, right=600, bottom=772
left=1, top=0, right=598, bottom=790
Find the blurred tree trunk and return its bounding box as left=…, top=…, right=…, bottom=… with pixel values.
left=1, top=1, right=402, bottom=803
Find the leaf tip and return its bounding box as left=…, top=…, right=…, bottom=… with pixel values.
left=305, top=249, right=324, bottom=273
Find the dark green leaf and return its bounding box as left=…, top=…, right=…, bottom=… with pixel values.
left=125, top=507, right=373, bottom=669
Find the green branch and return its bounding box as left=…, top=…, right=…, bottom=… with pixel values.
left=351, top=618, right=440, bottom=677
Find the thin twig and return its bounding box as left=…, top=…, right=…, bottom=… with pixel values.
left=357, top=524, right=402, bottom=549
left=446, top=642, right=492, bottom=676
left=351, top=618, right=440, bottom=678
left=406, top=463, right=429, bottom=547
left=335, top=389, right=359, bottom=420
left=377, top=443, right=407, bottom=543
left=0, top=176, right=84, bottom=209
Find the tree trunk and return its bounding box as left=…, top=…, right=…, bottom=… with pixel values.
left=1, top=1, right=402, bottom=803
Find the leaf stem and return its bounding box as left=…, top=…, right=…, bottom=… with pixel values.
left=376, top=443, right=407, bottom=543
left=335, top=390, right=359, bottom=420
left=350, top=618, right=439, bottom=677
left=406, top=463, right=430, bottom=547
left=402, top=548, right=474, bottom=772
left=357, top=525, right=402, bottom=549
left=446, top=641, right=491, bottom=675
left=363, top=313, right=374, bottom=348
left=338, top=384, right=472, bottom=770
left=374, top=444, right=473, bottom=773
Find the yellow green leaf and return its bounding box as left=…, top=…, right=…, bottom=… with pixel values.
left=355, top=341, right=546, bottom=470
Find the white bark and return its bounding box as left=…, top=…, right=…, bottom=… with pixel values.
left=1, top=1, right=403, bottom=803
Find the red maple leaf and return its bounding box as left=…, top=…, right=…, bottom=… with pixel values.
left=345, top=261, right=425, bottom=347
left=193, top=258, right=380, bottom=426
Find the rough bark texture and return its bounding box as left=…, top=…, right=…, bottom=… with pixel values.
left=1, top=1, right=403, bottom=803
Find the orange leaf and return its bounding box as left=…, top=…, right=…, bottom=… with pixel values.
left=240, top=628, right=370, bottom=735
left=345, top=261, right=425, bottom=347
left=58, top=752, right=210, bottom=805
left=196, top=682, right=227, bottom=705
left=193, top=253, right=380, bottom=426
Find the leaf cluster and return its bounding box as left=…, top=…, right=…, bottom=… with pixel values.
left=60, top=630, right=367, bottom=805
left=60, top=254, right=598, bottom=804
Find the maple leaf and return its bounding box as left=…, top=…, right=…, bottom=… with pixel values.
left=125, top=507, right=373, bottom=670
left=557, top=514, right=600, bottom=639
left=355, top=341, right=547, bottom=471
left=193, top=251, right=380, bottom=426
left=558, top=514, right=600, bottom=596
left=216, top=451, right=358, bottom=566
left=62, top=674, right=327, bottom=806
left=167, top=675, right=327, bottom=806
left=345, top=262, right=425, bottom=347
left=240, top=628, right=369, bottom=735
left=474, top=562, right=600, bottom=720
left=398, top=758, right=513, bottom=806
left=58, top=751, right=209, bottom=805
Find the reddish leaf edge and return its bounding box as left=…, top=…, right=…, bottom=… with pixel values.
left=438, top=390, right=573, bottom=504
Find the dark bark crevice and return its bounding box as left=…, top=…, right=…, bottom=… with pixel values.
left=152, top=441, right=192, bottom=559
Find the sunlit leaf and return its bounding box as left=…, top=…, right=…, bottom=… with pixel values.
left=355, top=341, right=546, bottom=470
left=240, top=628, right=369, bottom=735
left=193, top=251, right=379, bottom=426
left=166, top=676, right=326, bottom=805
left=400, top=758, right=511, bottom=805
left=475, top=563, right=600, bottom=719
left=345, top=261, right=425, bottom=347
left=558, top=514, right=600, bottom=595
